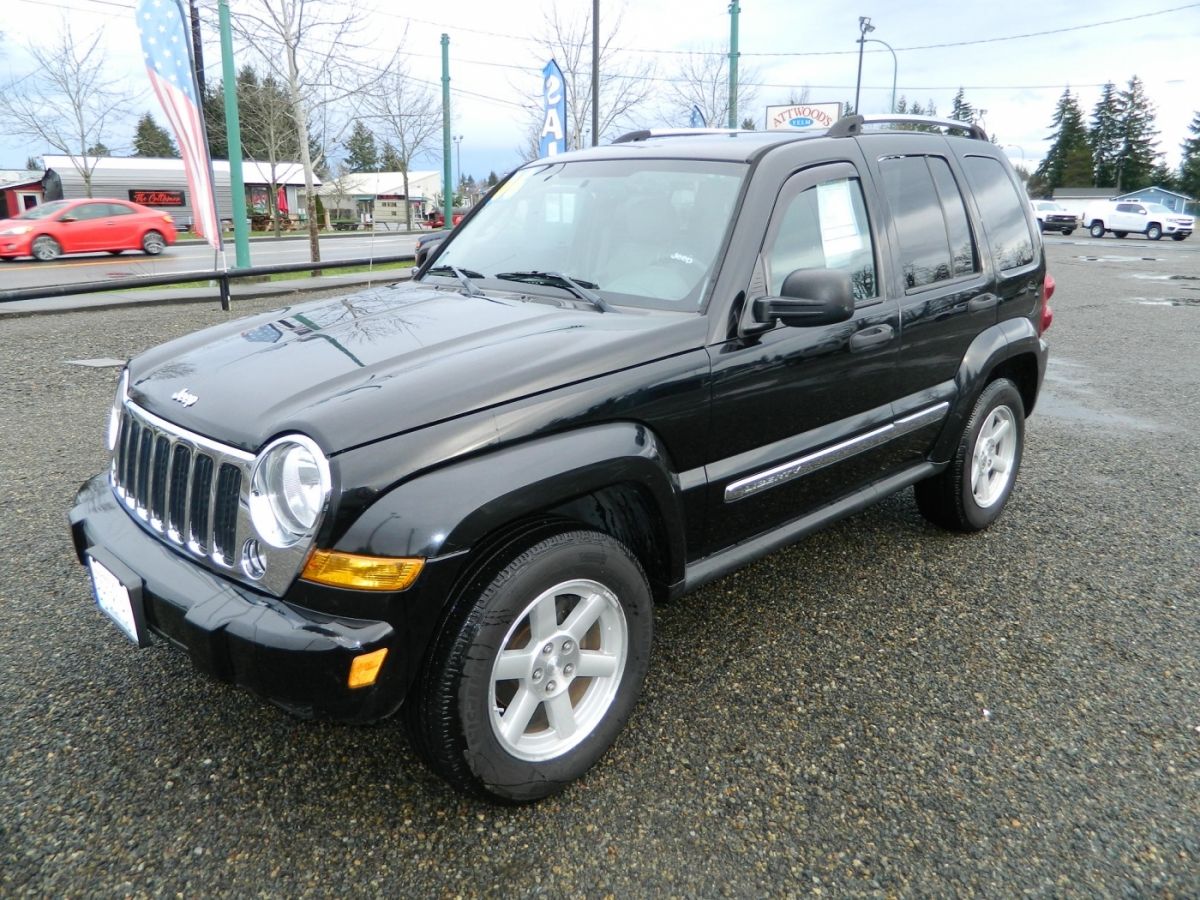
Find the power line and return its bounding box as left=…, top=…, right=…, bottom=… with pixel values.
left=388, top=4, right=1200, bottom=58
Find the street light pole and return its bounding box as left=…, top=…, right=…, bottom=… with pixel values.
left=862, top=37, right=897, bottom=113
left=853, top=15, right=874, bottom=115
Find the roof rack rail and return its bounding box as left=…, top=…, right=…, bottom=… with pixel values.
left=828, top=114, right=989, bottom=141
left=612, top=127, right=747, bottom=143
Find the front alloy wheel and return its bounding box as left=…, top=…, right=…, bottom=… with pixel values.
left=31, top=235, right=61, bottom=261
left=405, top=530, right=652, bottom=802
left=1146, top=224, right=1162, bottom=241
left=1089, top=222, right=1105, bottom=238
left=142, top=231, right=166, bottom=255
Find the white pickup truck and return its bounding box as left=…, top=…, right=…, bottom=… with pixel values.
left=1082, top=200, right=1193, bottom=241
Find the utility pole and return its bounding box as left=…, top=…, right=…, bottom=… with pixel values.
left=591, top=0, right=599, bottom=146
left=218, top=0, right=250, bottom=269
left=441, top=34, right=452, bottom=231
left=728, top=1, right=740, bottom=129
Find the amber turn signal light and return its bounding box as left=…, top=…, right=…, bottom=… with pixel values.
left=301, top=550, right=424, bottom=591
left=348, top=648, right=388, bottom=689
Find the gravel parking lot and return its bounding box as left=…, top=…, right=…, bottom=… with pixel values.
left=2, top=238, right=1198, bottom=896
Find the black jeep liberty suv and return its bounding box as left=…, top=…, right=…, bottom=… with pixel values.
left=70, top=115, right=1053, bottom=802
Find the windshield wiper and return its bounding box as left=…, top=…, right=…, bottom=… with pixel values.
left=493, top=271, right=615, bottom=313
left=425, top=264, right=484, bottom=297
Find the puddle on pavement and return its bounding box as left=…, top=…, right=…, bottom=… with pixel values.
left=1076, top=255, right=1163, bottom=262
left=1040, top=356, right=1173, bottom=433
left=1126, top=297, right=1200, bottom=308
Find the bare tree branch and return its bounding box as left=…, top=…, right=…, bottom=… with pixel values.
left=0, top=24, right=136, bottom=196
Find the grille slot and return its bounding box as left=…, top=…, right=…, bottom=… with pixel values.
left=110, top=404, right=251, bottom=571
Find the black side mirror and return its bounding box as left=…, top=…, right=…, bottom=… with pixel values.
left=753, top=268, right=855, bottom=328
left=59, top=215, right=77, bottom=223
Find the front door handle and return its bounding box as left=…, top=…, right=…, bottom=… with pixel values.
left=849, top=323, right=894, bottom=352
left=968, top=293, right=999, bottom=313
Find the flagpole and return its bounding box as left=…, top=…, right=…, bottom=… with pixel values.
left=218, top=0, right=251, bottom=269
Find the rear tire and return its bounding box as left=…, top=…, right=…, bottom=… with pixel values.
left=1089, top=222, right=1105, bottom=238
left=404, top=530, right=653, bottom=803
left=31, top=235, right=61, bottom=261
left=142, top=231, right=165, bottom=255
left=1113, top=231, right=1128, bottom=239
left=1146, top=224, right=1162, bottom=241
left=915, top=378, right=1025, bottom=532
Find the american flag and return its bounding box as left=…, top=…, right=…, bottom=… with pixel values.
left=136, top=0, right=222, bottom=250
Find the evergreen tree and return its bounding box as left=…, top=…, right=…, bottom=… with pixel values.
left=380, top=139, right=402, bottom=172
left=345, top=121, right=379, bottom=173
left=25, top=156, right=41, bottom=170
left=1032, top=89, right=1094, bottom=192
left=1114, top=76, right=1161, bottom=192
left=203, top=85, right=227, bottom=160
left=486, top=170, right=499, bottom=187
left=740, top=116, right=756, bottom=130
left=87, top=141, right=110, bottom=156
left=1089, top=81, right=1122, bottom=187
left=1179, top=111, right=1200, bottom=201
left=132, top=112, right=179, bottom=158
left=949, top=87, right=975, bottom=123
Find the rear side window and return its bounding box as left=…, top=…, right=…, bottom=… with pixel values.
left=879, top=156, right=978, bottom=289
left=962, top=155, right=1035, bottom=272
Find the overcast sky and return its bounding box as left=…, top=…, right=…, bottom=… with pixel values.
left=2, top=0, right=1197, bottom=183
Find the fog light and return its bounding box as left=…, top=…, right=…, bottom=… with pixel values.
left=349, top=648, right=388, bottom=689
left=241, top=539, right=266, bottom=579
left=301, top=550, right=424, bottom=591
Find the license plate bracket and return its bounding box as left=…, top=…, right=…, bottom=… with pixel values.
left=86, top=550, right=150, bottom=648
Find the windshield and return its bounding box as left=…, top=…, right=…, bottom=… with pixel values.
left=15, top=201, right=70, bottom=220
left=1036, top=202, right=1063, bottom=211
left=426, top=158, right=746, bottom=311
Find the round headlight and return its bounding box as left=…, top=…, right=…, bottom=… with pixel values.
left=107, top=369, right=128, bottom=453
left=249, top=436, right=330, bottom=548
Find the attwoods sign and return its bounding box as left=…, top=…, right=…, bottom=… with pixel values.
left=129, top=190, right=186, bottom=207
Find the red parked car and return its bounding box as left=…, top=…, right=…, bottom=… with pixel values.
left=0, top=198, right=177, bottom=262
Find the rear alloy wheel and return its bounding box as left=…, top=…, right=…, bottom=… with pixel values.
left=31, top=235, right=61, bottom=262
left=1089, top=222, right=1105, bottom=238
left=405, top=530, right=652, bottom=802
left=915, top=378, right=1025, bottom=532
left=142, top=230, right=165, bottom=255
left=1146, top=224, right=1162, bottom=241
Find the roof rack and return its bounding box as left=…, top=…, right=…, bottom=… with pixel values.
left=612, top=128, right=749, bottom=143
left=828, top=114, right=989, bottom=141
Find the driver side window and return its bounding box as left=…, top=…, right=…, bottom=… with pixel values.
left=765, top=174, right=877, bottom=301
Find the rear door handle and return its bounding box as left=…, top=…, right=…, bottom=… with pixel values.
left=849, top=323, right=894, bottom=352
left=968, top=293, right=999, bottom=313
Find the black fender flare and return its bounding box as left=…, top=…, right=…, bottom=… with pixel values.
left=930, top=317, right=1047, bottom=461
left=333, top=421, right=688, bottom=583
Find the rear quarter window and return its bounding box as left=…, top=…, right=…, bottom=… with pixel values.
left=961, top=155, right=1035, bottom=272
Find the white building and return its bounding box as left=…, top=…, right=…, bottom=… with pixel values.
left=316, top=170, right=441, bottom=229
left=40, top=155, right=318, bottom=229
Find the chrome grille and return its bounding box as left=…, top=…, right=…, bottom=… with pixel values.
left=110, top=401, right=253, bottom=573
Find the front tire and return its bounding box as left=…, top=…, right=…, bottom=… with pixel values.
left=1089, top=222, right=1105, bottom=238
left=405, top=530, right=653, bottom=803
left=1172, top=233, right=1187, bottom=241
left=1062, top=228, right=1074, bottom=236
left=915, top=378, right=1025, bottom=532
left=1114, top=231, right=1128, bottom=239
left=1146, top=224, right=1162, bottom=241
left=31, top=235, right=61, bottom=261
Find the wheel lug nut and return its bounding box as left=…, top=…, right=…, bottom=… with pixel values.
left=562, top=640, right=573, bottom=653
left=532, top=668, right=543, bottom=682
left=546, top=681, right=556, bottom=692
left=564, top=664, right=575, bottom=676
left=542, top=643, right=553, bottom=655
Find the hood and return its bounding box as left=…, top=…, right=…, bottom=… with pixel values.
left=127, top=282, right=707, bottom=453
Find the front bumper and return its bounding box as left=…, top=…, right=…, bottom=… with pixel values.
left=69, top=474, right=409, bottom=722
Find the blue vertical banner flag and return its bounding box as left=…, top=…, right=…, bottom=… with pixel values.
left=689, top=105, right=707, bottom=128
left=539, top=59, right=567, bottom=158
left=135, top=0, right=222, bottom=250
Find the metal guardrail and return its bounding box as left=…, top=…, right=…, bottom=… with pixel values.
left=0, top=254, right=415, bottom=311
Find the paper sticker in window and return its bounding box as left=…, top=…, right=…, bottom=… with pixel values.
left=817, top=180, right=864, bottom=260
